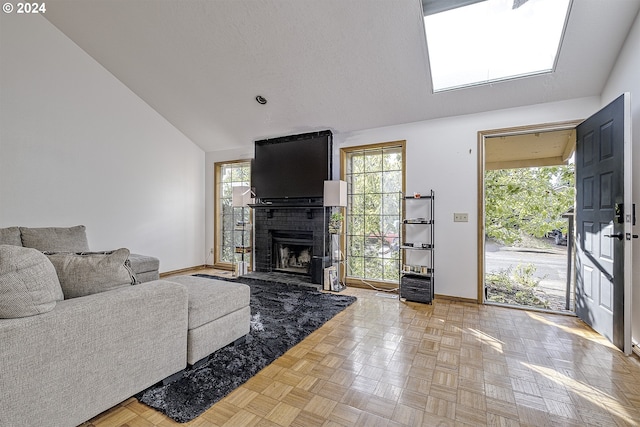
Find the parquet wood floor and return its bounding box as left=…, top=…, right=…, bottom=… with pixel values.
left=81, top=269, right=640, bottom=426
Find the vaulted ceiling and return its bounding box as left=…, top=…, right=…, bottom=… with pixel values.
left=42, top=0, right=640, bottom=152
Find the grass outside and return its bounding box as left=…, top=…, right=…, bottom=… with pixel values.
left=485, top=264, right=550, bottom=309
left=484, top=234, right=571, bottom=312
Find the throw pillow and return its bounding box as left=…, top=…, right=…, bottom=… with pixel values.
left=0, top=227, right=22, bottom=246
left=45, top=248, right=136, bottom=299
left=0, top=245, right=64, bottom=318
left=20, top=225, right=90, bottom=252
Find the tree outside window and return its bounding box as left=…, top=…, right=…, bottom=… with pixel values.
left=343, top=143, right=404, bottom=285
left=485, top=164, right=575, bottom=245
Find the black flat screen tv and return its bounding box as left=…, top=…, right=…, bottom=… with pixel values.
left=251, top=130, right=332, bottom=201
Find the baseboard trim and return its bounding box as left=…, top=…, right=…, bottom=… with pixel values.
left=160, top=265, right=209, bottom=278
left=434, top=294, right=479, bottom=305
left=343, top=281, right=480, bottom=304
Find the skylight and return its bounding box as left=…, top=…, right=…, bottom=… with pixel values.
left=424, top=0, right=571, bottom=92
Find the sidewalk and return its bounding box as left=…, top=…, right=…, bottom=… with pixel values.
left=485, top=238, right=573, bottom=312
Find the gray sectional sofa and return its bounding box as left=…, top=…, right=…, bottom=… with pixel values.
left=1, top=225, right=161, bottom=282
left=0, top=226, right=250, bottom=427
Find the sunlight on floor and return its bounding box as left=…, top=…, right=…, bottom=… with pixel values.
left=523, top=362, right=636, bottom=424
left=526, top=311, right=612, bottom=346
left=468, top=328, right=504, bottom=353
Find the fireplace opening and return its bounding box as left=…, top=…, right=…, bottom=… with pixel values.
left=272, top=232, right=313, bottom=275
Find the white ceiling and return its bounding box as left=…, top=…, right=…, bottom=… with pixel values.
left=42, top=0, right=640, bottom=152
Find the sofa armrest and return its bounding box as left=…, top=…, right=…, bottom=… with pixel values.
left=0, top=280, right=188, bottom=427
left=128, top=253, right=160, bottom=282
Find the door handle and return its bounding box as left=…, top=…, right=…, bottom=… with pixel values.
left=605, top=233, right=624, bottom=240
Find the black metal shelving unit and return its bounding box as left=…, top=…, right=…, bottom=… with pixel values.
left=400, top=190, right=435, bottom=304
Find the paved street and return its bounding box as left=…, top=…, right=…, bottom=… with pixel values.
left=485, top=239, right=573, bottom=312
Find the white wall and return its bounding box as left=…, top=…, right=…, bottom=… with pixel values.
left=601, top=9, right=640, bottom=349
left=334, top=97, right=600, bottom=300
left=0, top=14, right=205, bottom=273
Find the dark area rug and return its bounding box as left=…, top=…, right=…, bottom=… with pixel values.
left=135, top=274, right=356, bottom=423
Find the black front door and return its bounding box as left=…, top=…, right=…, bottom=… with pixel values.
left=575, top=94, right=631, bottom=351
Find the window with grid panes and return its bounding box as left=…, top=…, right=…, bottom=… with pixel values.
left=343, top=143, right=404, bottom=284
left=214, top=161, right=251, bottom=267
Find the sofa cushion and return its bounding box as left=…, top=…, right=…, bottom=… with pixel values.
left=0, top=227, right=22, bottom=246
left=165, top=275, right=250, bottom=330
left=20, top=225, right=90, bottom=252
left=0, top=245, right=64, bottom=318
left=128, top=253, right=160, bottom=273
left=45, top=248, right=136, bottom=299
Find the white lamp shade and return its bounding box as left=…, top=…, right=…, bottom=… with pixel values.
left=323, top=180, right=347, bottom=207
left=232, top=186, right=253, bottom=207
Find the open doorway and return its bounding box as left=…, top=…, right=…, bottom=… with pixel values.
left=477, top=121, right=582, bottom=313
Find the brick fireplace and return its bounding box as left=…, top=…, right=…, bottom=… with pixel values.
left=253, top=205, right=328, bottom=278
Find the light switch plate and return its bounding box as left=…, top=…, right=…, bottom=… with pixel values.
left=454, top=213, right=468, bottom=222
